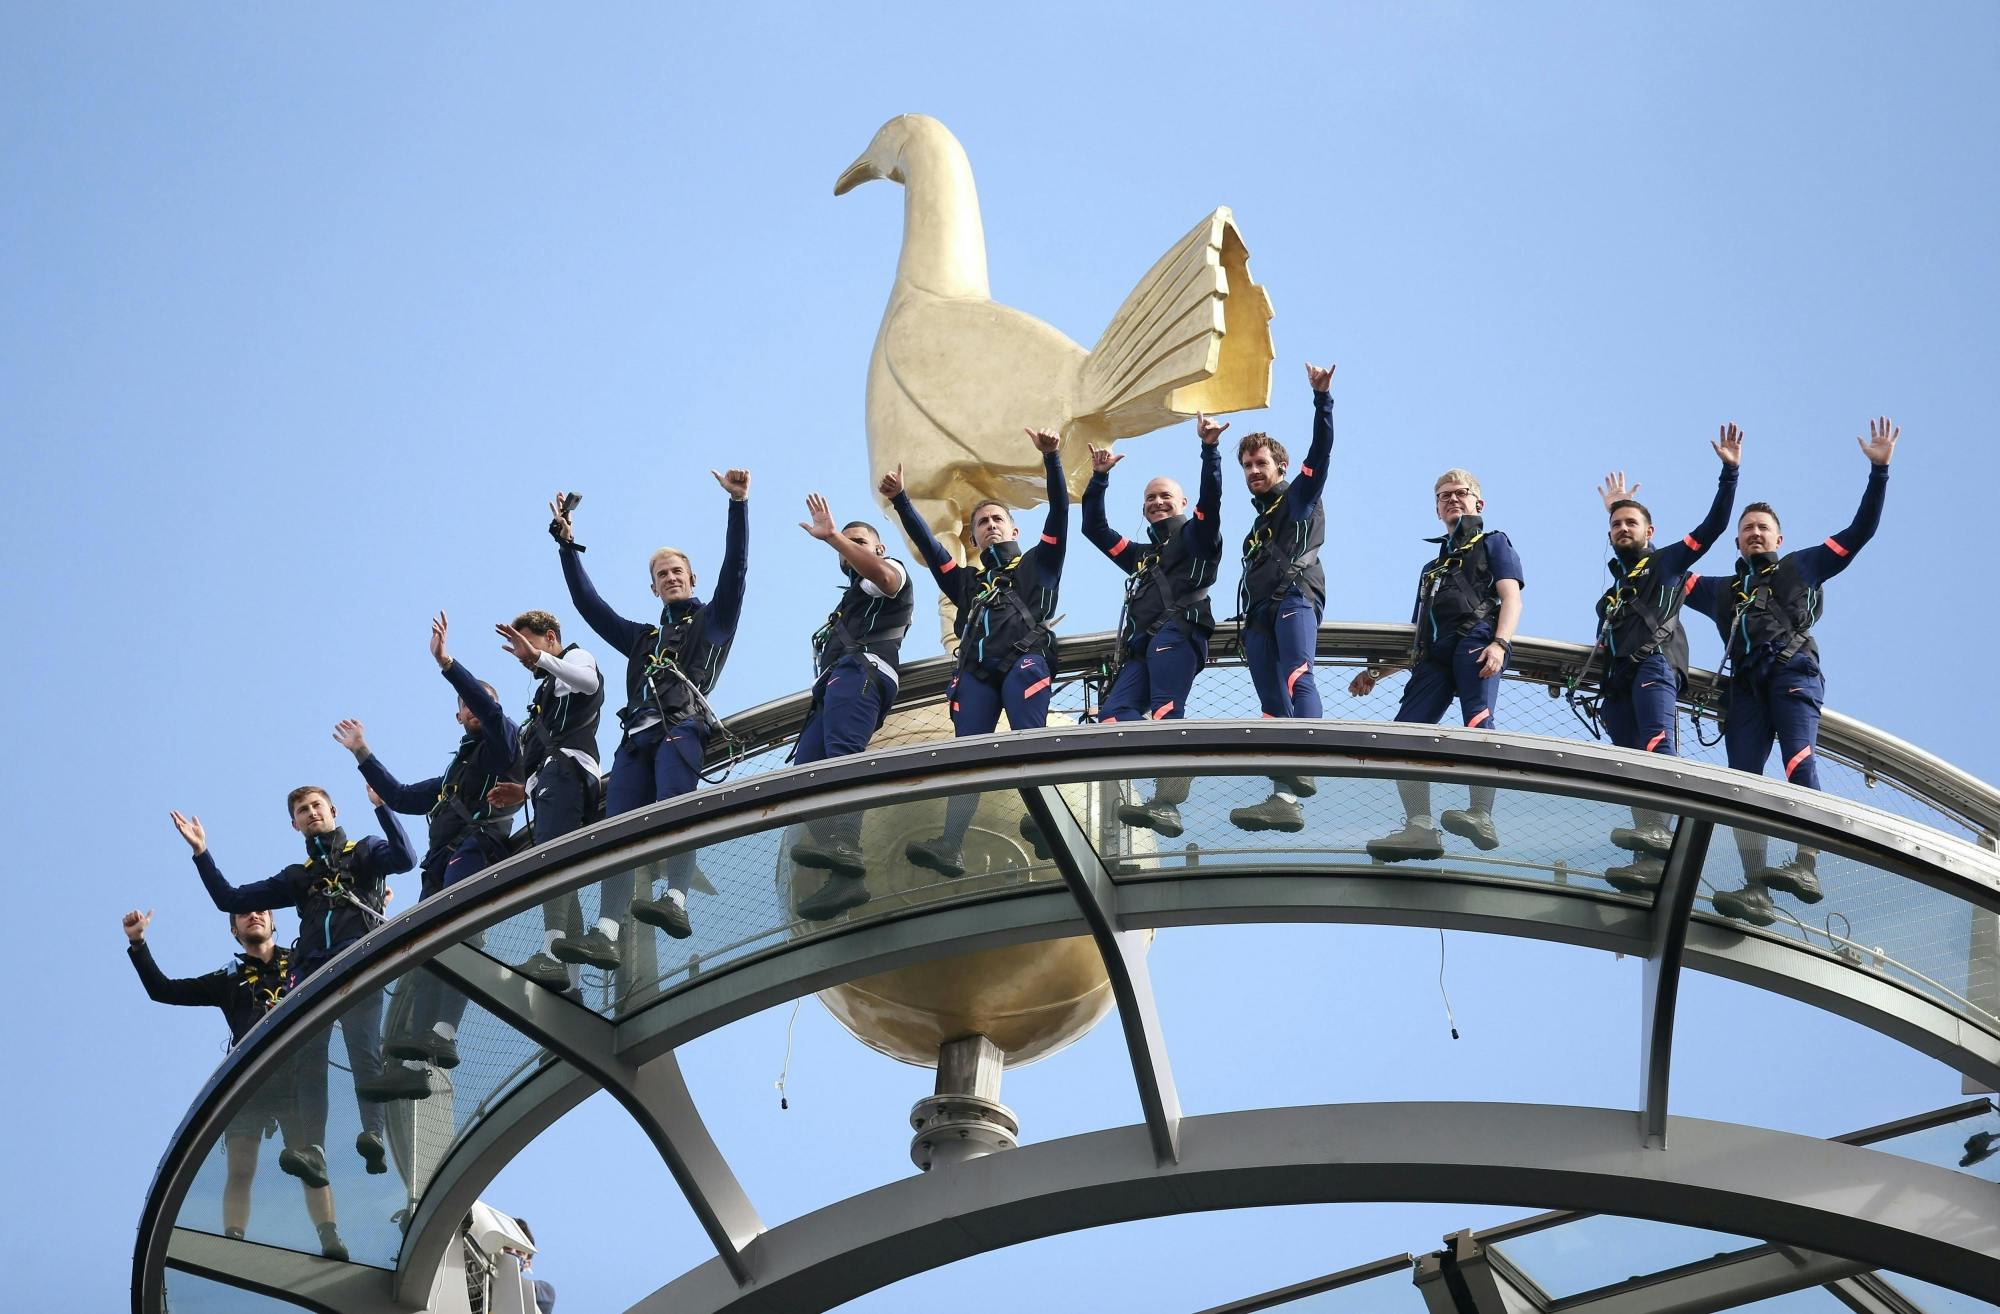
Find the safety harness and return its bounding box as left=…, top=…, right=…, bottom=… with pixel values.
left=959, top=542, right=1058, bottom=678
left=1237, top=483, right=1325, bottom=623
left=1410, top=519, right=1499, bottom=663
left=1724, top=552, right=1822, bottom=677
left=1119, top=513, right=1218, bottom=654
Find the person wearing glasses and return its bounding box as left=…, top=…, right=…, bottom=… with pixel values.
left=1352, top=468, right=1525, bottom=861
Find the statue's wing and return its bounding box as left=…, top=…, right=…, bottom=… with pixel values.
left=1075, top=207, right=1274, bottom=439
left=881, top=294, right=1087, bottom=494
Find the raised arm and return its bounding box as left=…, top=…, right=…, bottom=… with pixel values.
left=1029, top=428, right=1069, bottom=578
left=1185, top=415, right=1226, bottom=554
left=172, top=812, right=299, bottom=914
left=705, top=474, right=751, bottom=636
left=1660, top=425, right=1743, bottom=575
left=884, top=464, right=966, bottom=603
left=365, top=802, right=418, bottom=879
left=1288, top=364, right=1338, bottom=511
left=332, top=719, right=441, bottom=816
left=125, top=913, right=231, bottom=1009
left=800, top=493, right=902, bottom=595
left=440, top=661, right=518, bottom=764
left=549, top=491, right=646, bottom=653
left=1080, top=444, right=1137, bottom=572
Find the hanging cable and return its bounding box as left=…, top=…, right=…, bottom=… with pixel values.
left=1437, top=930, right=1460, bottom=1040
left=775, top=998, right=803, bottom=1110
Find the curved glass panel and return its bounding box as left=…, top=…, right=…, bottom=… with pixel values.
left=1866, top=1101, right=2000, bottom=1188
left=1492, top=1216, right=1762, bottom=1299
left=171, top=964, right=552, bottom=1268
left=164, top=1269, right=311, bottom=1312
left=475, top=786, right=1069, bottom=1017
left=1083, top=769, right=1674, bottom=904
left=1695, top=845, right=2000, bottom=1037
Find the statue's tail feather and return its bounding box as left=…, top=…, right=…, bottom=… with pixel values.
left=1074, top=208, right=1274, bottom=441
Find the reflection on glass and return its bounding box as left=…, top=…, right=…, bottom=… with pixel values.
left=1866, top=1103, right=2000, bottom=1186
left=173, top=966, right=552, bottom=1268
left=164, top=1267, right=312, bottom=1312
left=1696, top=842, right=2000, bottom=1037
left=1083, top=771, right=1672, bottom=902
left=1492, top=1215, right=1760, bottom=1299
left=473, top=787, right=1069, bottom=1018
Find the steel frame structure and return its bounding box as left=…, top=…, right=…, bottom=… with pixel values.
left=135, top=646, right=2000, bottom=1314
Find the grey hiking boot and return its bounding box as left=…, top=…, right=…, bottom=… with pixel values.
left=905, top=838, right=966, bottom=878
left=551, top=927, right=620, bottom=970
left=318, top=1221, right=350, bottom=1262
left=1230, top=795, right=1306, bottom=833
left=1711, top=883, right=1778, bottom=926
left=634, top=896, right=693, bottom=939
left=355, top=1130, right=388, bottom=1175
left=797, top=873, right=872, bottom=922
left=356, top=1064, right=433, bottom=1104
left=513, top=951, right=574, bottom=991
left=1117, top=800, right=1185, bottom=838
left=1368, top=821, right=1445, bottom=862
left=1440, top=808, right=1500, bottom=850
left=1609, top=823, right=1674, bottom=856
left=1604, top=854, right=1665, bottom=893
left=791, top=835, right=867, bottom=878
left=1273, top=774, right=1318, bottom=799
left=278, top=1144, right=330, bottom=1189
left=384, top=1030, right=459, bottom=1070
left=1757, top=854, right=1822, bottom=904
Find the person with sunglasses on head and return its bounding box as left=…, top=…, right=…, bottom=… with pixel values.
left=1083, top=411, right=1226, bottom=838
left=123, top=906, right=350, bottom=1261
left=544, top=471, right=750, bottom=960
left=1584, top=426, right=1743, bottom=892
left=483, top=610, right=606, bottom=992
left=1686, top=417, right=1899, bottom=925
left=885, top=427, right=1068, bottom=878
left=1229, top=363, right=1338, bottom=834
left=1355, top=468, right=1525, bottom=861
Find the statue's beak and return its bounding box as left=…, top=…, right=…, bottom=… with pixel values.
left=833, top=153, right=881, bottom=196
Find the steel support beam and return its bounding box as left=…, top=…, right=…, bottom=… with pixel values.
left=1559, top=1244, right=1868, bottom=1314
left=1022, top=783, right=1181, bottom=1163
left=425, top=944, right=764, bottom=1286
left=1829, top=1272, right=1929, bottom=1314
left=166, top=1228, right=424, bottom=1314
left=1640, top=819, right=1713, bottom=1148
left=623, top=1103, right=2000, bottom=1314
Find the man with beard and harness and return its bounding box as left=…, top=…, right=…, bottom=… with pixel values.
left=123, top=906, right=350, bottom=1261
left=1584, top=426, right=1742, bottom=892
left=1355, top=468, right=1525, bottom=861
left=332, top=612, right=520, bottom=1098
left=887, top=427, right=1068, bottom=878
left=1081, top=411, right=1225, bottom=838
left=1230, top=363, right=1338, bottom=834
left=789, top=492, right=914, bottom=922
left=546, top=469, right=750, bottom=961
left=1687, top=416, right=1899, bottom=925
left=173, top=786, right=414, bottom=1187
left=479, top=610, right=606, bottom=991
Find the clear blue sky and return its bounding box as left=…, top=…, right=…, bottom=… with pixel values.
left=4, top=3, right=1995, bottom=1310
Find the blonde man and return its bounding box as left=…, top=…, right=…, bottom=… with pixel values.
left=546, top=471, right=749, bottom=956
left=1352, top=468, right=1525, bottom=861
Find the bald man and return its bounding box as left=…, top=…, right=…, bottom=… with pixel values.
left=1081, top=414, right=1226, bottom=836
